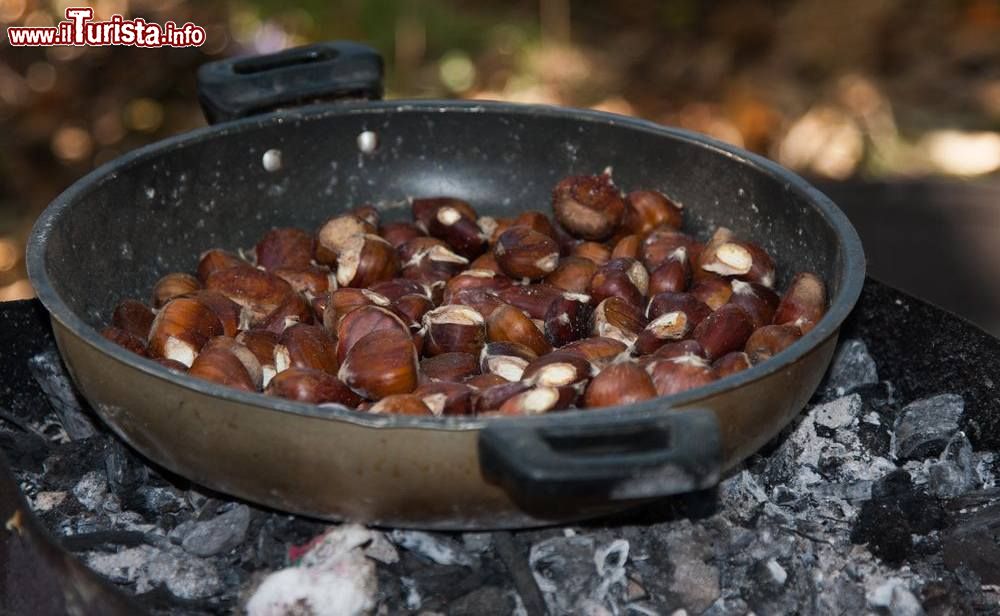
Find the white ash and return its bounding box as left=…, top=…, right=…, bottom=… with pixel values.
left=246, top=524, right=378, bottom=616
left=86, top=544, right=222, bottom=600
left=661, top=522, right=720, bottom=613
left=867, top=578, right=924, bottom=616
left=31, top=490, right=66, bottom=512
left=766, top=558, right=787, bottom=585
left=764, top=393, right=895, bottom=496
left=814, top=395, right=860, bottom=430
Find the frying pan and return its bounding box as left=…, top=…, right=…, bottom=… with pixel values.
left=26, top=42, right=865, bottom=529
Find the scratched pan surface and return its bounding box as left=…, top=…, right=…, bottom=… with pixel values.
left=27, top=70, right=864, bottom=529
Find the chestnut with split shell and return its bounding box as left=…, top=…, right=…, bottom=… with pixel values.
left=647, top=353, right=717, bottom=396
left=486, top=304, right=552, bottom=356
left=151, top=272, right=200, bottom=308
left=147, top=297, right=224, bottom=367
left=624, top=189, right=683, bottom=234
left=274, top=324, right=339, bottom=376
left=551, top=172, right=626, bottom=241
left=745, top=324, right=802, bottom=364
left=421, top=304, right=487, bottom=357
left=497, top=386, right=574, bottom=415
left=479, top=341, right=537, bottom=382
left=522, top=351, right=593, bottom=388
left=335, top=305, right=410, bottom=364
left=773, top=272, right=827, bottom=334
left=265, top=367, right=363, bottom=406
left=591, top=297, right=644, bottom=346
left=493, top=226, right=560, bottom=280
left=543, top=292, right=593, bottom=347
left=315, top=214, right=376, bottom=266
left=188, top=346, right=256, bottom=392
left=412, top=382, right=477, bottom=416
left=338, top=328, right=419, bottom=400
left=370, top=394, right=433, bottom=415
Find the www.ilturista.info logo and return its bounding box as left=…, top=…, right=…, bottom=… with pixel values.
left=7, top=8, right=205, bottom=47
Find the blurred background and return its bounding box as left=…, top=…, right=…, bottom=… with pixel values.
left=1, top=0, right=999, bottom=331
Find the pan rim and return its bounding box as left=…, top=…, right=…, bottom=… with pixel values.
left=26, top=99, right=866, bottom=431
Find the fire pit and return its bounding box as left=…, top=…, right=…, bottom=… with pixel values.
left=3, top=277, right=999, bottom=614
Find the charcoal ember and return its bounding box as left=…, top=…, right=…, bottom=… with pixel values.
left=656, top=522, right=720, bottom=612
left=814, top=394, right=860, bottom=432
left=703, top=597, right=755, bottom=615
left=858, top=412, right=893, bottom=459
left=942, top=498, right=1000, bottom=585
left=446, top=586, right=514, bottom=616
left=86, top=544, right=223, bottom=600
left=168, top=519, right=197, bottom=544
left=133, top=485, right=187, bottom=519
left=461, top=532, right=493, bottom=553
left=743, top=558, right=792, bottom=612
left=0, top=429, right=49, bottom=472
left=373, top=567, right=404, bottom=612
left=362, top=531, right=400, bottom=564
left=27, top=349, right=98, bottom=440
left=813, top=573, right=868, bottom=616
left=821, top=338, right=879, bottom=396
left=393, top=556, right=484, bottom=611
left=851, top=470, right=949, bottom=565
left=72, top=470, right=109, bottom=511
left=762, top=394, right=895, bottom=496
left=387, top=530, right=475, bottom=567
left=400, top=576, right=422, bottom=611
left=178, top=504, right=251, bottom=557
left=529, top=534, right=626, bottom=614
left=104, top=440, right=148, bottom=497
left=38, top=436, right=109, bottom=491
left=892, top=394, right=964, bottom=461
left=717, top=470, right=768, bottom=525
left=919, top=572, right=980, bottom=616
left=927, top=431, right=975, bottom=498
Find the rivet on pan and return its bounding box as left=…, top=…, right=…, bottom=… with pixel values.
left=357, top=130, right=378, bottom=154
left=262, top=149, right=282, bottom=172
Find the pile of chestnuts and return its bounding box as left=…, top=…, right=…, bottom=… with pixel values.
left=101, top=171, right=827, bottom=415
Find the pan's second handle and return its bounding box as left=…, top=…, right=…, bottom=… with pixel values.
left=196, top=41, right=383, bottom=124
left=479, top=410, right=720, bottom=507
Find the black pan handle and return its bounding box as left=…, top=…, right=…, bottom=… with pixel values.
left=479, top=409, right=721, bottom=507
left=196, top=41, right=383, bottom=124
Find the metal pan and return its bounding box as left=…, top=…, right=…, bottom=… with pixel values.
left=26, top=42, right=865, bottom=529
